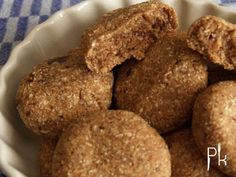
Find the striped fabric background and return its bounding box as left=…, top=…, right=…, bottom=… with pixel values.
left=218, top=0, right=236, bottom=3
left=0, top=0, right=81, bottom=65
left=217, top=0, right=236, bottom=8
left=0, top=0, right=236, bottom=177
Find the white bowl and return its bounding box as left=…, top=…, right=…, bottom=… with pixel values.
left=0, top=0, right=236, bottom=176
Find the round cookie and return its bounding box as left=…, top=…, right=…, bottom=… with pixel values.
left=52, top=110, right=171, bottom=177
left=16, top=54, right=113, bottom=137
left=39, top=138, right=58, bottom=177
left=192, top=81, right=236, bottom=176
left=80, top=1, right=178, bottom=73
left=114, top=34, right=208, bottom=134
left=187, top=15, right=236, bottom=70
left=165, top=129, right=227, bottom=177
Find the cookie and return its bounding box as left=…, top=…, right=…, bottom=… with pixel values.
left=165, top=129, right=227, bottom=177
left=39, top=138, right=58, bottom=177
left=80, top=1, right=178, bottom=73
left=114, top=34, right=208, bottom=134
left=187, top=15, right=236, bottom=70
left=192, top=81, right=236, bottom=176
left=52, top=110, right=171, bottom=177
left=16, top=54, right=113, bottom=137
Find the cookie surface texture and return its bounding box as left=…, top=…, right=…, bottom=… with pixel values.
left=115, top=34, right=208, bottom=133
left=16, top=55, right=113, bottom=137
left=52, top=110, right=171, bottom=177
left=80, top=1, right=178, bottom=73
left=187, top=15, right=236, bottom=70
left=192, top=81, right=236, bottom=176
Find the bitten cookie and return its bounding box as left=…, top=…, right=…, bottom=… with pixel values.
left=192, top=81, right=236, bottom=176
left=16, top=54, right=113, bottom=137
left=187, top=15, right=236, bottom=70
left=114, top=34, right=208, bottom=134
left=165, top=129, right=227, bottom=177
left=80, top=1, right=178, bottom=73
left=52, top=110, right=171, bottom=177
left=39, top=138, right=58, bottom=177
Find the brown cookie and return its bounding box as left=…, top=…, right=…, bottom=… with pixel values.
left=80, top=1, right=178, bottom=73
left=52, top=110, right=171, bottom=177
left=114, top=34, right=208, bottom=134
left=187, top=15, right=236, bottom=70
left=39, top=138, right=58, bottom=177
left=192, top=81, right=236, bottom=176
left=165, top=129, right=227, bottom=177
left=16, top=54, right=113, bottom=137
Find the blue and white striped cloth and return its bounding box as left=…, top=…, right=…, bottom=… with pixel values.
left=0, top=0, right=81, bottom=65
left=217, top=0, right=236, bottom=3
left=217, top=0, right=236, bottom=9
left=0, top=0, right=235, bottom=176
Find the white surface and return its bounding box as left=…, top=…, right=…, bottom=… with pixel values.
left=0, top=0, right=236, bottom=177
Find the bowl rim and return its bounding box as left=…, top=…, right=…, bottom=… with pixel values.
left=0, top=1, right=94, bottom=176
left=1, top=0, right=236, bottom=80
left=1, top=0, right=236, bottom=176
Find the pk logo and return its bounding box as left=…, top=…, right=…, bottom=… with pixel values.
left=207, top=143, right=227, bottom=171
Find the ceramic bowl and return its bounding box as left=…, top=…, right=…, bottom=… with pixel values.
left=0, top=0, right=236, bottom=176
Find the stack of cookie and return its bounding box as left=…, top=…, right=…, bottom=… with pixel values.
left=16, top=1, right=236, bottom=177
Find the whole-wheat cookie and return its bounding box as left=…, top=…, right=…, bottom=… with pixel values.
left=192, top=81, right=236, bottom=176
left=80, top=1, right=178, bottom=73
left=16, top=54, right=113, bottom=137
left=187, top=15, right=236, bottom=70
left=114, top=34, right=208, bottom=134
left=52, top=110, right=171, bottom=177
left=165, top=129, right=227, bottom=177
left=39, top=138, right=58, bottom=177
